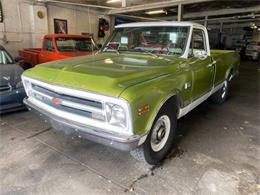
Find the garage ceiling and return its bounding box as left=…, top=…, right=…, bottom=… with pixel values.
left=42, top=0, right=164, bottom=8
left=39, top=0, right=260, bottom=29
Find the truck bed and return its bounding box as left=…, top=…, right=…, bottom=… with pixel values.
left=19, top=48, right=41, bottom=67
left=210, top=49, right=240, bottom=85
left=211, top=49, right=235, bottom=55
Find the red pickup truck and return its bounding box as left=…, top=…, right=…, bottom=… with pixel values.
left=19, top=34, right=99, bottom=69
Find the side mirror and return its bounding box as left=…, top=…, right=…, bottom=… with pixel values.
left=97, top=44, right=102, bottom=49
left=193, top=50, right=208, bottom=60
left=14, top=56, right=23, bottom=63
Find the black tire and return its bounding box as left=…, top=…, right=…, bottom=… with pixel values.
left=211, top=80, right=229, bottom=104
left=131, top=103, right=177, bottom=165
left=130, top=147, right=145, bottom=162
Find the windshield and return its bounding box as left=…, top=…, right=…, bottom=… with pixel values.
left=55, top=37, right=98, bottom=52
left=102, top=26, right=190, bottom=56
left=0, top=49, right=14, bottom=64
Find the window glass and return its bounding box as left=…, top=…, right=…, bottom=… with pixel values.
left=55, top=37, right=98, bottom=52
left=43, top=38, right=55, bottom=51
left=0, top=51, right=3, bottom=64
left=189, top=28, right=206, bottom=57
left=192, top=29, right=206, bottom=51
left=103, top=26, right=190, bottom=56
left=0, top=50, right=14, bottom=64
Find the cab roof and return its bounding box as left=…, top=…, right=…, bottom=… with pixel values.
left=115, top=21, right=205, bottom=29
left=44, top=34, right=93, bottom=39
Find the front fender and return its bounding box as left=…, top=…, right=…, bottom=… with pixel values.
left=120, top=72, right=191, bottom=136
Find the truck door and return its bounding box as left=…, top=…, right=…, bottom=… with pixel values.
left=189, top=28, right=215, bottom=100
left=39, top=38, right=56, bottom=63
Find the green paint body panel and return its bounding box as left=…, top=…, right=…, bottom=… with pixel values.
left=23, top=50, right=240, bottom=135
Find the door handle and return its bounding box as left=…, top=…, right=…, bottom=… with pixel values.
left=184, top=82, right=191, bottom=89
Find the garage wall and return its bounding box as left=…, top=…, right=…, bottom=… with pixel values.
left=0, top=0, right=48, bottom=57
left=47, top=4, right=110, bottom=44
left=0, top=1, right=110, bottom=57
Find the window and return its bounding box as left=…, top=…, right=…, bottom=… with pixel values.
left=43, top=38, right=55, bottom=51
left=55, top=37, right=98, bottom=52
left=189, top=28, right=207, bottom=57
left=192, top=29, right=206, bottom=51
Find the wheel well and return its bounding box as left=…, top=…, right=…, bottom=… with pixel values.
left=229, top=68, right=233, bottom=76
left=227, top=68, right=234, bottom=81
left=147, top=94, right=180, bottom=130
left=140, top=93, right=182, bottom=146
left=164, top=95, right=179, bottom=109
left=158, top=93, right=181, bottom=117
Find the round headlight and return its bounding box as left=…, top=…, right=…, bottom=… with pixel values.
left=112, top=105, right=126, bottom=123
left=105, top=103, right=127, bottom=128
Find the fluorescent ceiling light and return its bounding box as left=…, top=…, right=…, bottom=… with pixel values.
left=107, top=0, right=121, bottom=3
left=145, top=9, right=166, bottom=15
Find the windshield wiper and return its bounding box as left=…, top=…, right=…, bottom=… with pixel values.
left=131, top=48, right=158, bottom=58
left=103, top=45, right=120, bottom=55
left=143, top=50, right=158, bottom=58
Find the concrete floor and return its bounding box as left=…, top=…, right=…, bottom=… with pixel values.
left=0, top=60, right=259, bottom=195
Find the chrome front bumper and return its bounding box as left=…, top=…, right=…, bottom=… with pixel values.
left=24, top=98, right=141, bottom=151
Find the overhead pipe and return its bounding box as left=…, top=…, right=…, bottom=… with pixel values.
left=114, top=14, right=162, bottom=21
left=108, top=0, right=215, bottom=15
left=40, top=0, right=118, bottom=10
left=192, top=15, right=260, bottom=23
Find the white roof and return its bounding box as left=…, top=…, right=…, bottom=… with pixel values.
left=115, top=21, right=204, bottom=28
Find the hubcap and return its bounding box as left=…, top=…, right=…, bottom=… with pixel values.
left=151, top=115, right=171, bottom=152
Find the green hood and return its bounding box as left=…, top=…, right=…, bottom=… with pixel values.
left=23, top=53, right=181, bottom=97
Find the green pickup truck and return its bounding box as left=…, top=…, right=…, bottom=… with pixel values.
left=22, top=22, right=239, bottom=165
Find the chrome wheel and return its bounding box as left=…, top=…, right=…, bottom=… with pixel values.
left=150, top=115, right=171, bottom=152
left=221, top=81, right=228, bottom=99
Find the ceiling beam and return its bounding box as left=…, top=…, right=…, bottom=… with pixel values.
left=183, top=5, right=260, bottom=19
left=177, top=4, right=183, bottom=21
left=43, top=0, right=118, bottom=9
left=193, top=17, right=260, bottom=24
left=157, top=6, right=260, bottom=21
left=122, top=0, right=126, bottom=8
left=209, top=21, right=260, bottom=29
left=108, top=0, right=214, bottom=15
left=114, top=14, right=161, bottom=21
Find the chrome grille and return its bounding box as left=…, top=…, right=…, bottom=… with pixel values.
left=30, top=83, right=105, bottom=121
left=0, top=84, right=11, bottom=92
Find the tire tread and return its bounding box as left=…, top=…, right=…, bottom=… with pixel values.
left=130, top=147, right=145, bottom=162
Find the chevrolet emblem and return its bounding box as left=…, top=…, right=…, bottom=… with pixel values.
left=52, top=98, right=61, bottom=105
